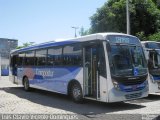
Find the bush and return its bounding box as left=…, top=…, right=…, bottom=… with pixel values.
left=147, top=32, right=160, bottom=41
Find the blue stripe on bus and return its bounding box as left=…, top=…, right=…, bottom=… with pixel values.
left=153, top=75, right=160, bottom=81
left=17, top=66, right=82, bottom=94
left=119, top=81, right=147, bottom=92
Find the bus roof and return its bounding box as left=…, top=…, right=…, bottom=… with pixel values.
left=141, top=41, right=160, bottom=50
left=11, top=32, right=136, bottom=54
left=141, top=41, right=160, bottom=44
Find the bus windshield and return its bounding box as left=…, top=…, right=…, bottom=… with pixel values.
left=145, top=42, right=160, bottom=69
left=107, top=36, right=147, bottom=76
left=144, top=42, right=160, bottom=76
left=146, top=42, right=160, bottom=49
left=148, top=50, right=160, bottom=69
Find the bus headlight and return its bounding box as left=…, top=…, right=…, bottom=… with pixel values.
left=113, top=81, right=120, bottom=90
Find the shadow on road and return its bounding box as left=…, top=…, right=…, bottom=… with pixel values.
left=147, top=94, right=160, bottom=100
left=2, top=87, right=146, bottom=115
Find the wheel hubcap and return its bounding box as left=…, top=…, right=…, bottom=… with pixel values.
left=24, top=80, right=28, bottom=89
left=73, top=87, right=81, bottom=98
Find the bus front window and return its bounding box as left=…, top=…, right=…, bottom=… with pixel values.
left=130, top=46, right=145, bottom=68
left=146, top=42, right=160, bottom=69
left=109, top=44, right=147, bottom=76
left=149, top=51, right=160, bottom=69
left=110, top=45, right=132, bottom=75
left=146, top=43, right=160, bottom=76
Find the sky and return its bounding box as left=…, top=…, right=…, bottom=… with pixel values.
left=0, top=0, right=107, bottom=46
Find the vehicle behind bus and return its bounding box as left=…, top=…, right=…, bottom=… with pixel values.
left=10, top=33, right=148, bottom=103
left=142, top=41, right=160, bottom=93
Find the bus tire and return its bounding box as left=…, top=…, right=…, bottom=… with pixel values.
left=71, top=83, right=83, bottom=103
left=23, top=77, right=30, bottom=91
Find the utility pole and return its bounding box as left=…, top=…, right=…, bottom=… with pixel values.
left=71, top=26, right=79, bottom=37
left=126, top=0, right=130, bottom=34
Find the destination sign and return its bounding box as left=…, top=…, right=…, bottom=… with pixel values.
left=107, top=35, right=140, bottom=45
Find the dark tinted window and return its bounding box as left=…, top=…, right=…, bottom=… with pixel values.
left=98, top=46, right=106, bottom=77
left=10, top=54, right=18, bottom=75
left=35, top=49, right=47, bottom=66
left=47, top=47, right=62, bottom=66
left=63, top=44, right=82, bottom=66
left=47, top=48, right=54, bottom=65
left=10, top=55, right=18, bottom=67
left=25, top=51, right=35, bottom=66
left=48, top=47, right=62, bottom=65
left=147, top=42, right=160, bottom=49
left=18, top=53, right=25, bottom=66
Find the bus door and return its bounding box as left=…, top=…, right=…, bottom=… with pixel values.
left=10, top=55, right=18, bottom=83
left=83, top=45, right=100, bottom=99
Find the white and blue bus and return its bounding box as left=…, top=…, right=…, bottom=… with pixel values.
left=10, top=33, right=148, bottom=103
left=141, top=41, right=160, bottom=93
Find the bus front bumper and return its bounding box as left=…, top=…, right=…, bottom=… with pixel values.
left=108, top=86, right=148, bottom=103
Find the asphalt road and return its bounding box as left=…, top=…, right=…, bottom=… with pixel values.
left=0, top=76, right=160, bottom=120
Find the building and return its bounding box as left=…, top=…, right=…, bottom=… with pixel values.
left=0, top=38, right=18, bottom=59
left=0, top=38, right=18, bottom=76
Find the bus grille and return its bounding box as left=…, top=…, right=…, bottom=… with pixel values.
left=120, top=79, right=146, bottom=85
left=125, top=92, right=142, bottom=99
left=112, top=75, right=147, bottom=86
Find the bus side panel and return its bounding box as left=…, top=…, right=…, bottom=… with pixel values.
left=74, top=68, right=84, bottom=91
left=148, top=75, right=160, bottom=93
left=17, top=67, right=24, bottom=85
left=17, top=67, right=82, bottom=94
left=99, top=76, right=108, bottom=102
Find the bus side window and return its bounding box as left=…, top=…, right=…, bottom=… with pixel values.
left=48, top=48, right=54, bottom=65
left=47, top=47, right=62, bottom=66
left=18, top=53, right=25, bottom=66
left=98, top=46, right=107, bottom=78
left=63, top=44, right=82, bottom=66
left=25, top=51, right=35, bottom=66
left=54, top=47, right=62, bottom=66
left=35, top=49, right=47, bottom=66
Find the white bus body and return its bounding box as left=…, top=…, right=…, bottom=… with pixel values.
left=10, top=33, right=148, bottom=103
left=142, top=41, right=160, bottom=93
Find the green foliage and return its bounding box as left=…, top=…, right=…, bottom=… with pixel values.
left=16, top=42, right=35, bottom=49
left=152, top=0, right=160, bottom=9
left=136, top=31, right=147, bottom=41
left=90, top=0, right=160, bottom=38
left=79, top=27, right=90, bottom=36
left=147, top=32, right=160, bottom=41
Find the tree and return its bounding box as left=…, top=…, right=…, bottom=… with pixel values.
left=147, top=32, right=160, bottom=41
left=152, top=0, right=160, bottom=9
left=90, top=0, right=160, bottom=40
left=79, top=27, right=90, bottom=36
left=16, top=42, right=35, bottom=49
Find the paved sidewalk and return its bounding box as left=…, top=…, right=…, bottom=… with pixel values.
left=0, top=76, right=160, bottom=120
left=0, top=76, right=20, bottom=88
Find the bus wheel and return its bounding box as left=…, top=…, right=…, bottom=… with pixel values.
left=71, top=83, right=83, bottom=103
left=23, top=77, right=30, bottom=91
